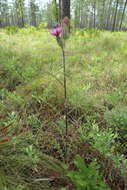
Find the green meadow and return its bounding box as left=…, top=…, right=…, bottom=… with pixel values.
left=0, top=27, right=127, bottom=189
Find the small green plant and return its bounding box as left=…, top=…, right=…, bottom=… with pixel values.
left=104, top=105, right=127, bottom=132
left=0, top=89, right=9, bottom=100
left=49, top=137, right=65, bottom=160
left=105, top=90, right=123, bottom=106
left=14, top=184, right=27, bottom=190
left=25, top=145, right=40, bottom=171
left=67, top=155, right=108, bottom=190
left=5, top=25, right=19, bottom=35
left=38, top=22, right=48, bottom=30
left=89, top=124, right=117, bottom=155
left=78, top=123, right=117, bottom=156
left=19, top=25, right=37, bottom=34
left=27, top=114, right=40, bottom=129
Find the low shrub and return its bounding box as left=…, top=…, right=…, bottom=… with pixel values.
left=104, top=105, right=127, bottom=132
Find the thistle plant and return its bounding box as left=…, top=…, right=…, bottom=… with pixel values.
left=51, top=19, right=70, bottom=163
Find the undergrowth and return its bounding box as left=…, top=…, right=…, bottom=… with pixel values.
left=0, top=27, right=127, bottom=189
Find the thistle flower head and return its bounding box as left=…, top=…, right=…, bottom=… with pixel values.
left=63, top=17, right=70, bottom=25
left=50, top=26, right=63, bottom=37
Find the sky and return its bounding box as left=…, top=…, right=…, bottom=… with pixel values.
left=41, top=0, right=57, bottom=6
left=41, top=0, right=59, bottom=7
left=8, top=0, right=51, bottom=7
left=37, top=0, right=51, bottom=8
left=41, top=0, right=49, bottom=6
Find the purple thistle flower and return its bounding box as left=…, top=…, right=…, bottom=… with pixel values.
left=51, top=26, right=63, bottom=37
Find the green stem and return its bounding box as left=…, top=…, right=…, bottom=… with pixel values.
left=61, top=47, right=68, bottom=163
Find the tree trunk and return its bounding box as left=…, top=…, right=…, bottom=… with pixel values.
left=54, top=0, right=59, bottom=23
left=93, top=0, right=96, bottom=28
left=61, top=0, right=70, bottom=20
left=106, top=0, right=112, bottom=30
left=101, top=0, right=106, bottom=29
left=119, top=0, right=127, bottom=30
left=74, top=5, right=78, bottom=28
left=112, top=0, right=119, bottom=31
left=59, top=0, right=61, bottom=21
left=30, top=0, right=36, bottom=26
